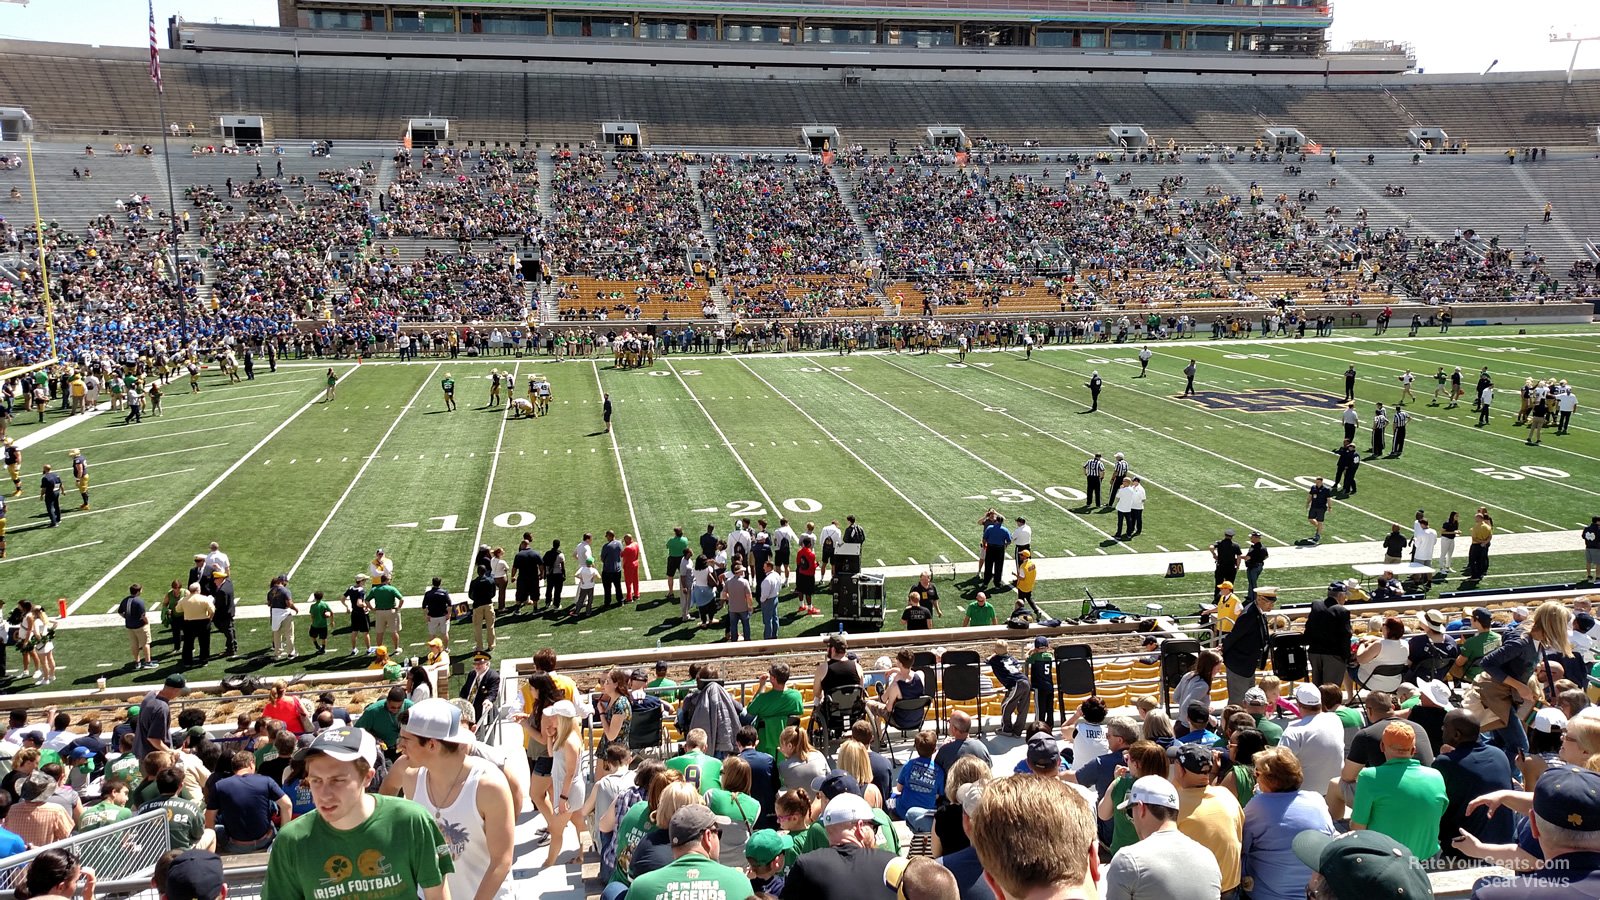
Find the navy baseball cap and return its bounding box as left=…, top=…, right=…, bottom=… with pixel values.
left=1167, top=743, right=1215, bottom=774
left=161, top=850, right=225, bottom=900
left=812, top=769, right=863, bottom=800
left=1533, top=765, right=1600, bottom=832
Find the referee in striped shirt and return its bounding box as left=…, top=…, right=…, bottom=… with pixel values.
left=1105, top=452, right=1129, bottom=510
left=1083, top=453, right=1106, bottom=507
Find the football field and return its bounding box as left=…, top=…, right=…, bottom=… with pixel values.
left=7, top=324, right=1600, bottom=691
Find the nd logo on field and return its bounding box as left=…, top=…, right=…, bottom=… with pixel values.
left=1181, top=388, right=1346, bottom=413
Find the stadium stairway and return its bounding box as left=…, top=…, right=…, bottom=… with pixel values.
left=685, top=164, right=732, bottom=318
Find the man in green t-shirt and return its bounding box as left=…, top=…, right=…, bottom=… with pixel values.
left=962, top=592, right=998, bottom=627
left=137, top=767, right=213, bottom=851
left=263, top=726, right=452, bottom=900
left=354, top=687, right=414, bottom=755
left=1351, top=722, right=1447, bottom=861
left=665, top=528, right=690, bottom=599
left=746, top=664, right=805, bottom=758
left=648, top=660, right=687, bottom=702
left=367, top=574, right=404, bottom=655
left=77, top=778, right=132, bottom=832
left=624, top=806, right=751, bottom=900
left=1456, top=608, right=1502, bottom=680
left=309, top=591, right=333, bottom=655
left=1244, top=690, right=1284, bottom=746
left=666, top=729, right=723, bottom=792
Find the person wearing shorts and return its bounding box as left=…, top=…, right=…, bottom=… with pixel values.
left=368, top=574, right=404, bottom=651
left=1306, top=477, right=1332, bottom=545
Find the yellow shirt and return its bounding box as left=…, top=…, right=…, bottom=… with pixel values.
left=1215, top=591, right=1242, bottom=634
left=177, top=593, right=214, bottom=621
left=1471, top=522, right=1493, bottom=545
left=1016, top=559, right=1037, bottom=593
left=1177, top=785, right=1245, bottom=891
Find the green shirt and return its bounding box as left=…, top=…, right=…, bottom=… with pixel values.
left=107, top=753, right=140, bottom=784
left=611, top=801, right=653, bottom=884
left=355, top=697, right=414, bottom=751
left=1351, top=758, right=1448, bottom=861
left=367, top=584, right=403, bottom=611
left=666, top=535, right=690, bottom=558
left=77, top=800, right=131, bottom=833
left=704, top=789, right=760, bottom=827
left=648, top=676, right=686, bottom=702
left=964, top=601, right=998, bottom=627
left=310, top=599, right=333, bottom=629
left=1334, top=707, right=1363, bottom=730
left=624, top=853, right=754, bottom=900
left=139, top=796, right=205, bottom=850
left=263, top=794, right=452, bottom=900
left=666, top=751, right=723, bottom=794
left=1461, top=631, right=1502, bottom=679
left=1253, top=714, right=1284, bottom=747
left=1107, top=776, right=1139, bottom=856
left=746, top=688, right=806, bottom=757
left=441, top=377, right=454, bottom=392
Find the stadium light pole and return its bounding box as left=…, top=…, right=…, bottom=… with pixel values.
left=21, top=133, right=58, bottom=362
left=1549, top=32, right=1600, bottom=85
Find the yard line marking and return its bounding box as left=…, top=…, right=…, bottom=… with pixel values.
left=1186, top=544, right=1201, bottom=551
left=292, top=364, right=442, bottom=582
left=737, top=358, right=977, bottom=559
left=76, top=423, right=250, bottom=451
left=1156, top=545, right=1170, bottom=552
left=821, top=362, right=1125, bottom=549
left=148, top=404, right=283, bottom=423
left=13, top=500, right=155, bottom=533
left=98, top=443, right=229, bottom=466
left=884, top=357, right=1285, bottom=546
left=69, top=364, right=361, bottom=614
left=908, top=557, right=918, bottom=565
left=593, top=361, right=650, bottom=581
left=666, top=359, right=778, bottom=514
left=7, top=468, right=196, bottom=504
left=1360, top=534, right=1376, bottom=541
left=168, top=389, right=304, bottom=408
left=0, top=540, right=104, bottom=564
left=465, top=361, right=519, bottom=587
left=939, top=555, right=950, bottom=563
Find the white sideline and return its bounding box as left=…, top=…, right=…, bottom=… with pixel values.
left=68, top=366, right=361, bottom=614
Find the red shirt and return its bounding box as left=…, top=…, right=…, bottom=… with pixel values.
left=621, top=542, right=642, bottom=572
left=263, top=697, right=306, bottom=734
left=797, top=546, right=817, bottom=576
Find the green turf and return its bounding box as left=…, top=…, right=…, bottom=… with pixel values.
left=4, top=324, right=1598, bottom=693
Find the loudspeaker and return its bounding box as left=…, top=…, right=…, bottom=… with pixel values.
left=833, top=554, right=861, bottom=577
left=832, top=580, right=860, bottom=618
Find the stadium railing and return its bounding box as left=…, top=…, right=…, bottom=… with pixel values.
left=0, top=811, right=171, bottom=894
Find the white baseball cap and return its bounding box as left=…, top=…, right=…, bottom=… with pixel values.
left=400, top=698, right=473, bottom=744
left=818, top=792, right=877, bottom=827
left=1294, top=683, right=1323, bottom=707
left=1533, top=707, right=1569, bottom=734
left=1118, top=775, right=1181, bottom=811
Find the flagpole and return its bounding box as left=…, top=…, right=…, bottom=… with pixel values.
left=149, top=0, right=188, bottom=354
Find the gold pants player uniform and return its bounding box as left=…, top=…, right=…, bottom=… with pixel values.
left=70, top=450, right=90, bottom=510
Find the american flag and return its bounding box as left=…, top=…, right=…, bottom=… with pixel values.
left=148, top=0, right=162, bottom=92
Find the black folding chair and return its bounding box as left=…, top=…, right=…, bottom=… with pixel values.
left=1270, top=633, right=1310, bottom=683
left=1160, top=639, right=1201, bottom=714
left=941, top=650, right=984, bottom=736
left=810, top=685, right=868, bottom=753
left=1054, top=644, right=1095, bottom=722
left=627, top=702, right=665, bottom=758
left=884, top=695, right=933, bottom=764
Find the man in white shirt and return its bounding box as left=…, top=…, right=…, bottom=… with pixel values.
left=818, top=520, right=844, bottom=581
left=1104, top=775, right=1223, bottom=900
left=1557, top=388, right=1579, bottom=435
left=1477, top=385, right=1494, bottom=427
left=1113, top=478, right=1137, bottom=541
left=730, top=519, right=753, bottom=563
left=201, top=542, right=230, bottom=582
left=758, top=560, right=783, bottom=641
left=1411, top=516, right=1438, bottom=572
left=1278, top=683, right=1345, bottom=811
left=574, top=533, right=593, bottom=568
left=1012, top=517, right=1032, bottom=564
left=1127, top=477, right=1147, bottom=538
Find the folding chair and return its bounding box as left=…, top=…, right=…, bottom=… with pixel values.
left=941, top=650, right=984, bottom=736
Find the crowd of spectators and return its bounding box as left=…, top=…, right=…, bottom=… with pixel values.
left=699, top=155, right=865, bottom=278
left=547, top=150, right=710, bottom=281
